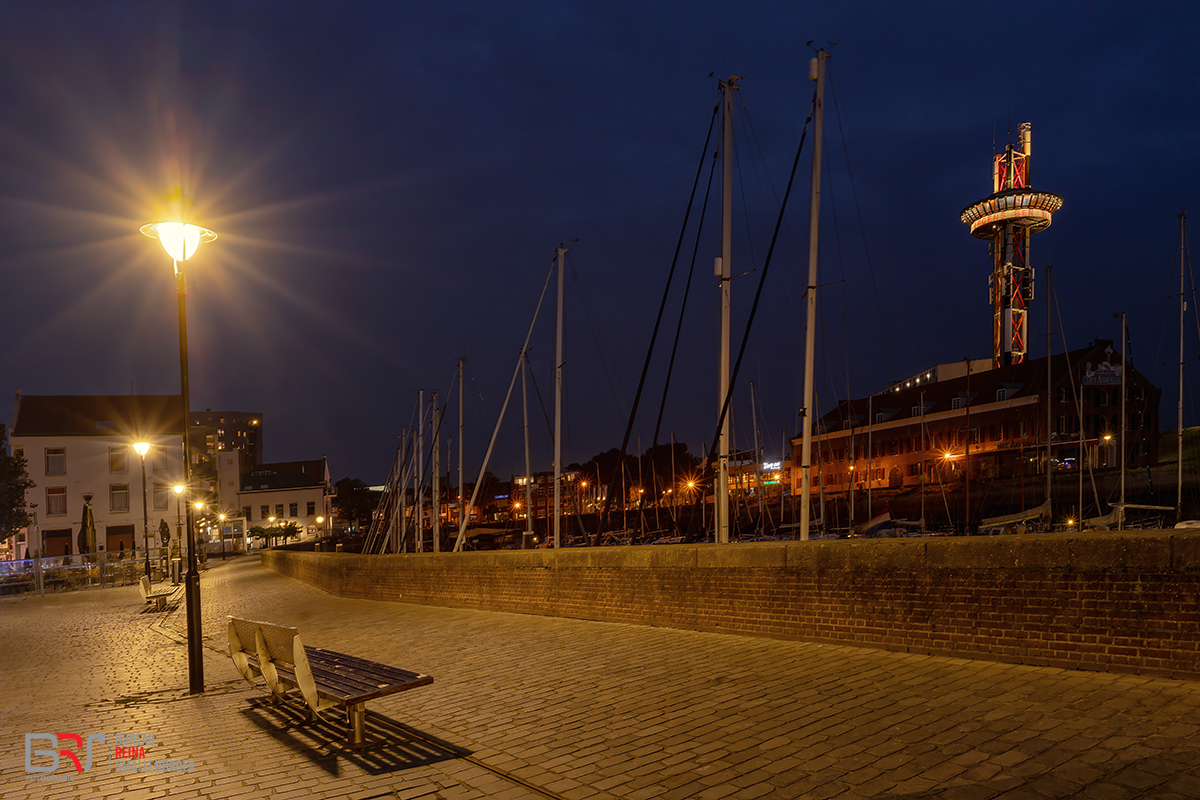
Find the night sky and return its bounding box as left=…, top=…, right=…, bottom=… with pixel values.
left=3, top=2, right=1199, bottom=484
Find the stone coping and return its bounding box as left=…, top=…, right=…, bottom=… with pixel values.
left=280, top=529, right=1200, bottom=573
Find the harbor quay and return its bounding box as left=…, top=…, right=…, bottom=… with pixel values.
left=3, top=555, right=1200, bottom=799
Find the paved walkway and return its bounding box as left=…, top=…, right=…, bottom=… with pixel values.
left=3, top=555, right=1200, bottom=799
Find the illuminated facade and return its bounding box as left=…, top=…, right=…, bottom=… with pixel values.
left=793, top=340, right=1160, bottom=497
left=961, top=123, right=1063, bottom=368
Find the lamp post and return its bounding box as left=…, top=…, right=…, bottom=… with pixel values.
left=218, top=513, right=227, bottom=560
left=132, top=442, right=152, bottom=580
left=143, top=216, right=215, bottom=695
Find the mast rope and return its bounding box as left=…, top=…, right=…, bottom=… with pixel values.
left=592, top=98, right=720, bottom=544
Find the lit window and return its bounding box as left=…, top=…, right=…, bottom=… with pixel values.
left=47, top=487, right=67, bottom=516
left=153, top=485, right=169, bottom=511
left=45, top=448, right=66, bottom=476
left=110, top=484, right=130, bottom=512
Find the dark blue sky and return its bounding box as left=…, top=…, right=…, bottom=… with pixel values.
left=3, top=2, right=1199, bottom=483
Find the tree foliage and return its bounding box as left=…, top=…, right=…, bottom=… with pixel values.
left=0, top=424, right=35, bottom=543
left=333, top=476, right=376, bottom=530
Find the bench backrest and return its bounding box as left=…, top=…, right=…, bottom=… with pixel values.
left=227, top=616, right=317, bottom=705
left=139, top=576, right=151, bottom=601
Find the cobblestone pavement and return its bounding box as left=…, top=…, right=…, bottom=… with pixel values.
left=3, top=555, right=1200, bottom=799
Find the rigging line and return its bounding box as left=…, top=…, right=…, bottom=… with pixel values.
left=650, top=130, right=721, bottom=455
left=1149, top=222, right=1183, bottom=387
left=568, top=258, right=628, bottom=420
left=828, top=64, right=899, bottom=378
left=592, top=96, right=720, bottom=545
left=738, top=91, right=809, bottom=279
left=453, top=259, right=557, bottom=552
left=525, top=350, right=555, bottom=444
left=700, top=89, right=817, bottom=509
left=822, top=139, right=853, bottom=423
left=732, top=106, right=759, bottom=269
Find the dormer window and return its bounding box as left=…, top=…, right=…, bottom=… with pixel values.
left=996, top=388, right=1006, bottom=402
left=875, top=412, right=883, bottom=424
left=951, top=397, right=963, bottom=410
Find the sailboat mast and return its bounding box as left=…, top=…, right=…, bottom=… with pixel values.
left=439, top=391, right=444, bottom=554
left=459, top=358, right=466, bottom=529
left=1120, top=311, right=1127, bottom=530
left=799, top=50, right=827, bottom=542
left=554, top=245, right=567, bottom=548
left=1046, top=265, right=1053, bottom=527
left=751, top=381, right=763, bottom=534
left=417, top=389, right=424, bottom=552
left=716, top=77, right=738, bottom=545
left=522, top=352, right=533, bottom=540
left=1179, top=212, right=1188, bottom=523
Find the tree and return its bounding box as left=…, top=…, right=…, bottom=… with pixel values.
left=279, top=521, right=302, bottom=541
left=333, top=477, right=376, bottom=531
left=0, top=425, right=35, bottom=544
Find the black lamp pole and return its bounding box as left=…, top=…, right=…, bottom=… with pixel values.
left=176, top=260, right=204, bottom=694
left=139, top=450, right=150, bottom=580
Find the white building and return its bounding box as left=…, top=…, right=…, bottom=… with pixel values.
left=216, top=450, right=332, bottom=539
left=8, top=393, right=185, bottom=559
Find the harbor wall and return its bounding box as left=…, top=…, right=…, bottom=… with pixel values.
left=262, top=530, right=1200, bottom=680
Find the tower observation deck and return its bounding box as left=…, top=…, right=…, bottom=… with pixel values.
left=960, top=123, right=1063, bottom=368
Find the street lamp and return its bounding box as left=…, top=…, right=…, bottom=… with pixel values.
left=218, top=513, right=227, bottom=561
left=132, top=442, right=152, bottom=580
left=143, top=213, right=215, bottom=696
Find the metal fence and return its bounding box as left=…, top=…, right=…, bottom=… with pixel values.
left=0, top=548, right=201, bottom=596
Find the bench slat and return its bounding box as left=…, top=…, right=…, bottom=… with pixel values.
left=241, top=648, right=432, bottom=704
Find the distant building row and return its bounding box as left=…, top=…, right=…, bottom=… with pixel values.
left=5, top=392, right=332, bottom=559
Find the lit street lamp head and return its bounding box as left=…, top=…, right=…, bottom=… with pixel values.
left=139, top=221, right=217, bottom=263
left=132, top=441, right=150, bottom=457
left=173, top=484, right=185, bottom=497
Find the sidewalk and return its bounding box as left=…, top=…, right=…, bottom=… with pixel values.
left=2, top=555, right=1199, bottom=799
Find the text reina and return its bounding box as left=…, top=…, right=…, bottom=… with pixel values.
left=114, top=746, right=146, bottom=759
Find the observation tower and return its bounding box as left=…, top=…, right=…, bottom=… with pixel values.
left=960, top=123, right=1063, bottom=368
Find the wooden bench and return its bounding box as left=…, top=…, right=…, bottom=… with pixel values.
left=227, top=616, right=433, bottom=745
left=138, top=576, right=179, bottom=611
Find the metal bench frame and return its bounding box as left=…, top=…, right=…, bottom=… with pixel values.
left=138, top=576, right=178, bottom=611
left=227, top=616, right=433, bottom=745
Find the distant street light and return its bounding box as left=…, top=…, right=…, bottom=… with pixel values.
left=219, top=513, right=227, bottom=561
left=132, top=442, right=152, bottom=580
left=143, top=210, right=215, bottom=695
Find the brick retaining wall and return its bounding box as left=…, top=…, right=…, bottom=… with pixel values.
left=263, top=530, right=1200, bottom=680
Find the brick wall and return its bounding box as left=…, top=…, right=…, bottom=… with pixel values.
left=263, top=530, right=1200, bottom=680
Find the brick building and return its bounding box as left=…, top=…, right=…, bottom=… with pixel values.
left=793, top=340, right=1160, bottom=496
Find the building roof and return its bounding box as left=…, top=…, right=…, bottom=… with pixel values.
left=10, top=393, right=184, bottom=437
left=816, top=339, right=1158, bottom=433
left=242, top=459, right=329, bottom=491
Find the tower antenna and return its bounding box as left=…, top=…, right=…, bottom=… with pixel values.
left=960, top=122, right=1063, bottom=367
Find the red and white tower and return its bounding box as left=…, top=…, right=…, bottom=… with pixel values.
left=960, top=123, right=1063, bottom=368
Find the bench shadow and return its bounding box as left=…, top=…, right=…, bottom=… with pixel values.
left=239, top=697, right=468, bottom=776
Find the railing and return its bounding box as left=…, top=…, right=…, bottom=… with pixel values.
left=0, top=548, right=188, bottom=596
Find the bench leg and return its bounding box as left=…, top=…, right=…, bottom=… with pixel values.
left=348, top=703, right=366, bottom=746
left=154, top=596, right=166, bottom=612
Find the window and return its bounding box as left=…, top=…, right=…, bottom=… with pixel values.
left=908, top=463, right=921, bottom=477
left=275, top=504, right=284, bottom=517
left=875, top=412, right=884, bottom=424
left=110, top=484, right=130, bottom=512
left=109, top=447, right=128, bottom=473
left=951, top=397, right=962, bottom=410
left=996, top=388, right=1006, bottom=402
left=260, top=505, right=270, bottom=520
left=1058, top=416, right=1067, bottom=434
left=152, top=447, right=168, bottom=471
left=242, top=506, right=252, bottom=520
left=912, top=406, right=920, bottom=417
left=306, top=501, right=315, bottom=516
left=47, top=487, right=67, bottom=516
left=1020, top=419, right=1030, bottom=438
left=13, top=446, right=24, bottom=463
left=1057, top=388, right=1067, bottom=403
left=45, top=448, right=66, bottom=475
left=153, top=485, right=169, bottom=511
left=289, top=503, right=298, bottom=517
